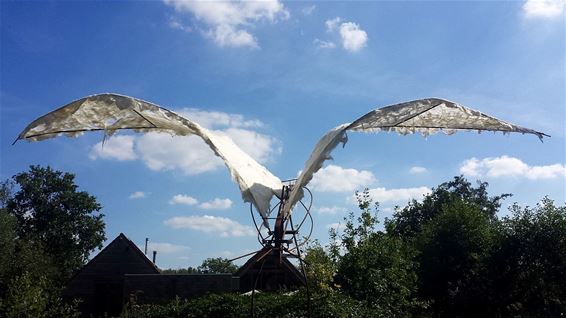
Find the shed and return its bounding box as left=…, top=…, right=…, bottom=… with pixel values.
left=235, top=247, right=306, bottom=292
left=63, top=233, right=159, bottom=317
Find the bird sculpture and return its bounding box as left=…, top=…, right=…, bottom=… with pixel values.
left=15, top=94, right=547, bottom=288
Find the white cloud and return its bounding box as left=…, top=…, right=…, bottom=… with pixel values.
left=129, top=191, right=147, bottom=199
left=164, top=0, right=289, bottom=48
left=409, top=166, right=427, bottom=174
left=460, top=158, right=481, bottom=177
left=179, top=108, right=263, bottom=129
left=316, top=206, right=347, bottom=215
left=321, top=17, right=367, bottom=52
left=169, top=194, right=236, bottom=210
left=302, top=5, right=316, bottom=15
left=164, top=215, right=255, bottom=237
left=310, top=165, right=376, bottom=192
left=207, top=25, right=259, bottom=48
left=523, top=0, right=565, bottom=18
left=339, top=22, right=368, bottom=52
left=147, top=242, right=189, bottom=254
left=89, top=135, right=136, bottom=161
left=138, top=108, right=281, bottom=171
left=358, top=186, right=431, bottom=203
left=137, top=133, right=224, bottom=175
left=460, top=156, right=566, bottom=180
left=325, top=17, right=341, bottom=32
left=199, top=198, right=233, bottom=210
left=90, top=109, right=280, bottom=176
left=168, top=16, right=192, bottom=32
left=169, top=194, right=199, bottom=206
left=314, top=38, right=336, bottom=49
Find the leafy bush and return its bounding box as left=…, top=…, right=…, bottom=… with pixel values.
left=491, top=197, right=566, bottom=317
left=121, top=289, right=369, bottom=318
left=416, top=199, right=497, bottom=316
left=0, top=271, right=80, bottom=318
left=333, top=190, right=426, bottom=317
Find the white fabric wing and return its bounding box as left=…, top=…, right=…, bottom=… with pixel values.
left=347, top=98, right=547, bottom=138
left=284, top=124, right=349, bottom=216
left=284, top=98, right=547, bottom=216
left=16, top=93, right=283, bottom=221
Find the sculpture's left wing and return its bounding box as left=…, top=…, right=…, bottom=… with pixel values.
left=15, top=93, right=283, bottom=223
left=284, top=98, right=548, bottom=216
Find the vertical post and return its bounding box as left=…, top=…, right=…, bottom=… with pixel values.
left=273, top=185, right=288, bottom=265
left=152, top=250, right=157, bottom=264
left=144, top=237, right=149, bottom=255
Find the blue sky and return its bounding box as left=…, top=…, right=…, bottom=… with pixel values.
left=1, top=0, right=564, bottom=268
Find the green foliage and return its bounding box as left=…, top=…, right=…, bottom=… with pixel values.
left=0, top=271, right=80, bottom=318
left=386, top=176, right=510, bottom=239
left=161, top=257, right=238, bottom=274
left=385, top=176, right=565, bottom=317
left=336, top=233, right=425, bottom=317
left=198, top=257, right=239, bottom=274
left=119, top=177, right=565, bottom=318
left=0, top=166, right=103, bottom=318
left=334, top=190, right=425, bottom=317
left=0, top=205, right=17, bottom=289
left=340, top=190, right=378, bottom=251
left=122, top=289, right=368, bottom=318
left=3, top=169, right=564, bottom=318
left=416, top=199, right=497, bottom=316
left=6, top=165, right=106, bottom=283
left=0, top=228, right=57, bottom=290
left=1, top=195, right=57, bottom=304
left=491, top=197, right=566, bottom=317
left=304, top=240, right=336, bottom=291
left=0, top=180, right=14, bottom=209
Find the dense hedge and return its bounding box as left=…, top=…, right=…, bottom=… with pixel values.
left=121, top=290, right=369, bottom=318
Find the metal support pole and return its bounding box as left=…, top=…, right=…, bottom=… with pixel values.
left=144, top=237, right=149, bottom=255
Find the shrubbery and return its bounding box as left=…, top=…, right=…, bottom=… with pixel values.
left=121, top=290, right=368, bottom=318
left=2, top=167, right=564, bottom=317
left=118, top=176, right=566, bottom=318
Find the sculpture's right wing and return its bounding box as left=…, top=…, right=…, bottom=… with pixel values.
left=15, top=93, right=283, bottom=222
left=284, top=98, right=548, bottom=217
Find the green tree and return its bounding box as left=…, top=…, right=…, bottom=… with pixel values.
left=303, top=240, right=336, bottom=291
left=0, top=215, right=56, bottom=291
left=491, top=197, right=566, bottom=317
left=336, top=233, right=423, bottom=317
left=0, top=272, right=80, bottom=318
left=6, top=165, right=106, bottom=283
left=415, top=199, right=497, bottom=317
left=0, top=181, right=16, bottom=287
left=0, top=167, right=99, bottom=318
left=334, top=190, right=425, bottom=317
left=197, top=257, right=239, bottom=274
left=1, top=180, right=57, bottom=301
left=161, top=257, right=237, bottom=274
left=386, top=176, right=510, bottom=239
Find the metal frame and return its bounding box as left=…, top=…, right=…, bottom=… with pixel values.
left=231, top=180, right=313, bottom=317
